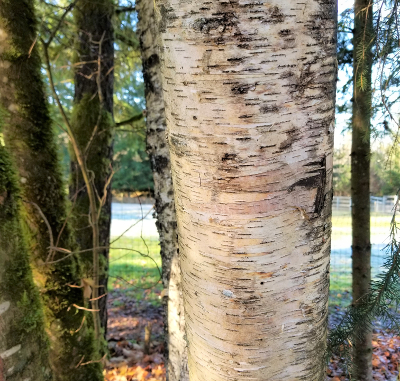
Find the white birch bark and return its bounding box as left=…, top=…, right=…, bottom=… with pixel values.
left=155, top=0, right=337, bottom=380
left=137, top=1, right=189, bottom=379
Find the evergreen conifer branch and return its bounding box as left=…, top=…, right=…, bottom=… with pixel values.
left=327, top=190, right=400, bottom=377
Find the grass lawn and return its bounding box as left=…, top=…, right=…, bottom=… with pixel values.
left=108, top=236, right=163, bottom=307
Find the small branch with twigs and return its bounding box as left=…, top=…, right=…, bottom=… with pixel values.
left=41, top=28, right=108, bottom=342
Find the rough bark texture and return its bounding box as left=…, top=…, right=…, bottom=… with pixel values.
left=70, top=0, right=114, bottom=334
left=351, top=0, right=373, bottom=379
left=137, top=1, right=189, bottom=380
left=155, top=0, right=337, bottom=380
left=0, top=2, right=103, bottom=380
left=0, top=145, right=52, bottom=381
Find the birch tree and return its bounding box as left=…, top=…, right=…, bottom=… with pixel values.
left=137, top=1, right=188, bottom=380
left=155, top=0, right=337, bottom=379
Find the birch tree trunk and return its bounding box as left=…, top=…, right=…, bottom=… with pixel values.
left=351, top=0, right=373, bottom=378
left=136, top=1, right=188, bottom=380
left=70, top=0, right=115, bottom=334
left=0, top=145, right=52, bottom=381
left=0, top=1, right=103, bottom=379
left=155, top=0, right=337, bottom=379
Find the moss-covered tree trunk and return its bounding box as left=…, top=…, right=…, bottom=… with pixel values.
left=136, top=1, right=188, bottom=380
left=70, top=0, right=114, bottom=334
left=0, top=145, right=52, bottom=381
left=0, top=1, right=103, bottom=380
left=351, top=0, right=373, bottom=379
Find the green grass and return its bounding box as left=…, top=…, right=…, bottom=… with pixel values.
left=108, top=236, right=163, bottom=306
left=329, top=269, right=352, bottom=306
left=332, top=211, right=392, bottom=230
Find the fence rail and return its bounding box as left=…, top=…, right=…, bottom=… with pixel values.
left=333, top=195, right=398, bottom=214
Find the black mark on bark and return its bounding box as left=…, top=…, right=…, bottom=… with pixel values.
left=236, top=137, right=251, bottom=141
left=227, top=57, right=245, bottom=63
left=263, top=6, right=285, bottom=24
left=143, top=54, right=160, bottom=70
left=222, top=153, right=237, bottom=162
left=313, top=156, right=327, bottom=215
left=231, top=83, right=256, bottom=94
left=279, top=29, right=292, bottom=36
left=288, top=157, right=326, bottom=215
left=288, top=175, right=321, bottom=192
left=158, top=5, right=177, bottom=32
left=142, top=54, right=160, bottom=94
left=152, top=155, right=169, bottom=173
left=260, top=105, right=280, bottom=114
left=193, top=13, right=238, bottom=34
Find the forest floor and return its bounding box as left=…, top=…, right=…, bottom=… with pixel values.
left=104, top=286, right=400, bottom=381
left=104, top=278, right=166, bottom=381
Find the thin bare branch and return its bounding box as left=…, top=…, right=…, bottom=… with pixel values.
left=73, top=304, right=99, bottom=312
left=115, top=112, right=144, bottom=127
left=22, top=200, right=55, bottom=261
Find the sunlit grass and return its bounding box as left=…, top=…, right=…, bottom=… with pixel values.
left=332, top=211, right=392, bottom=230
left=108, top=236, right=163, bottom=306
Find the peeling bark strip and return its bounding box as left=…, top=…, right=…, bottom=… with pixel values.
left=156, top=1, right=336, bottom=380
left=136, top=0, right=189, bottom=379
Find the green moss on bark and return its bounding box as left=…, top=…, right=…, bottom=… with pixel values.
left=0, top=1, right=103, bottom=380
left=0, top=145, right=52, bottom=381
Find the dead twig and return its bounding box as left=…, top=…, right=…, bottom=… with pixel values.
left=74, top=315, right=86, bottom=334
left=22, top=200, right=55, bottom=261
left=72, top=304, right=99, bottom=312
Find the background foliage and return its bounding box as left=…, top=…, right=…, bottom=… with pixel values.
left=36, top=0, right=154, bottom=193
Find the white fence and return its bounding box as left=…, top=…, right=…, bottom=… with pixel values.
left=333, top=195, right=398, bottom=214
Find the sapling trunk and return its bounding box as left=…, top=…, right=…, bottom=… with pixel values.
left=351, top=0, right=373, bottom=379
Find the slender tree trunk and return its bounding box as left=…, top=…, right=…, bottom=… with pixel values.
left=351, top=0, right=373, bottom=379
left=136, top=1, right=189, bottom=380
left=155, top=1, right=337, bottom=379
left=0, top=145, right=52, bottom=381
left=0, top=2, right=103, bottom=380
left=70, top=0, right=115, bottom=334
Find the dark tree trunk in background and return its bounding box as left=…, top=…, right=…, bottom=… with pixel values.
left=351, top=0, right=373, bottom=379
left=0, top=1, right=103, bottom=380
left=71, top=0, right=115, bottom=334
left=0, top=145, right=52, bottom=381
left=137, top=1, right=188, bottom=380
